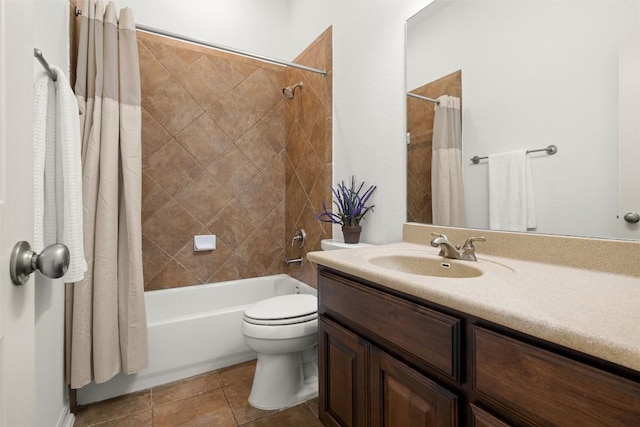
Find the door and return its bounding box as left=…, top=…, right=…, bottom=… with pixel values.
left=619, top=30, right=640, bottom=239
left=318, top=316, right=368, bottom=427
left=369, top=346, right=458, bottom=427
left=0, top=0, right=37, bottom=425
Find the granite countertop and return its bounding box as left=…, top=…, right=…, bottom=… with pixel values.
left=307, top=242, right=640, bottom=372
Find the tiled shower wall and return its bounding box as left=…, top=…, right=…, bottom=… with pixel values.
left=284, top=28, right=333, bottom=288
left=285, top=27, right=333, bottom=286
left=69, top=9, right=332, bottom=290
left=139, top=29, right=333, bottom=290
left=139, top=32, right=289, bottom=290
left=406, top=70, right=461, bottom=224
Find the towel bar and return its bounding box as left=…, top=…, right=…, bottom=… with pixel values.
left=34, top=48, right=57, bottom=81
left=471, top=144, right=557, bottom=165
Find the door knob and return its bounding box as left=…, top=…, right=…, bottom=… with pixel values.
left=9, top=241, right=70, bottom=286
left=623, top=212, right=640, bottom=224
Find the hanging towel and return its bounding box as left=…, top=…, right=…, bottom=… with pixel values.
left=33, top=66, right=87, bottom=282
left=489, top=149, right=536, bottom=231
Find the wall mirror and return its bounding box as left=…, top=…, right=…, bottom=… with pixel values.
left=406, top=0, right=639, bottom=240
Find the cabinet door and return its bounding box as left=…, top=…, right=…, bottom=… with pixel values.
left=370, top=346, right=458, bottom=427
left=319, top=316, right=368, bottom=427
left=470, top=404, right=513, bottom=427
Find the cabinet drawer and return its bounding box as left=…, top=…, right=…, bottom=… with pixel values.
left=472, top=326, right=640, bottom=426
left=319, top=271, right=461, bottom=380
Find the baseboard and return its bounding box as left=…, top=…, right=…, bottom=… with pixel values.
left=56, top=403, right=75, bottom=427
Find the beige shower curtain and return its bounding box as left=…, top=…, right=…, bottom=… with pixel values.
left=66, top=0, right=148, bottom=388
left=432, top=95, right=466, bottom=226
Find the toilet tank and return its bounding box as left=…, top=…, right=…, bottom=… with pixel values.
left=320, top=239, right=373, bottom=250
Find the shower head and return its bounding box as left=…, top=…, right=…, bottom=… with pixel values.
left=282, top=81, right=303, bottom=99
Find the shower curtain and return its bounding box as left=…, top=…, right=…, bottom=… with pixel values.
left=66, top=0, right=148, bottom=388
left=432, top=95, right=466, bottom=226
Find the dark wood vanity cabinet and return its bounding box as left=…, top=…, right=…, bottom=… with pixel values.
left=319, top=316, right=458, bottom=427
left=318, top=268, right=460, bottom=426
left=317, top=267, right=640, bottom=427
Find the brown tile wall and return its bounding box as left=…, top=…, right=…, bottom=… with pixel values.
left=69, top=15, right=332, bottom=290
left=407, top=70, right=462, bottom=224
left=139, top=31, right=291, bottom=290
left=138, top=30, right=331, bottom=290
left=284, top=27, right=333, bottom=288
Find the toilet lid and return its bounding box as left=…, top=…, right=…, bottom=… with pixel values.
left=244, top=294, right=317, bottom=325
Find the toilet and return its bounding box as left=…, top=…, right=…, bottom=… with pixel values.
left=320, top=239, right=372, bottom=251
left=242, top=293, right=319, bottom=410
left=242, top=239, right=372, bottom=410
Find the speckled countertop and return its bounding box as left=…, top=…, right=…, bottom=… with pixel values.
left=307, top=241, right=640, bottom=372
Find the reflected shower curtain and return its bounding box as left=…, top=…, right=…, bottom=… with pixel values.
left=66, top=0, right=148, bottom=388
left=432, top=96, right=466, bottom=226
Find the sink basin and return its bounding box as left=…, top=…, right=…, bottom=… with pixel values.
left=368, top=254, right=483, bottom=278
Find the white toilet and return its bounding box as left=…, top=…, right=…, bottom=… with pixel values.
left=242, top=240, right=372, bottom=410
left=242, top=293, right=319, bottom=410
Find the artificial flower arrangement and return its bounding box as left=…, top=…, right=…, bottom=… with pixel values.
left=316, top=176, right=376, bottom=243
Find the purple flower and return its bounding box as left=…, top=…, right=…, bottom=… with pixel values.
left=316, top=176, right=376, bottom=226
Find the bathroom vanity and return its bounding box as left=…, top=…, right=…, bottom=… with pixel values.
left=308, top=225, right=640, bottom=427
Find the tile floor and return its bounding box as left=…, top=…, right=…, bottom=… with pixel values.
left=73, top=360, right=323, bottom=426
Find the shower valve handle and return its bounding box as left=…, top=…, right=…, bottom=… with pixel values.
left=291, top=229, right=306, bottom=247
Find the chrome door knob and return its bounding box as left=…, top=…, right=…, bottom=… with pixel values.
left=623, top=212, right=640, bottom=224
left=9, top=241, right=70, bottom=286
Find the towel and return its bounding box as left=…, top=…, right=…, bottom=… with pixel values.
left=33, top=66, right=87, bottom=282
left=489, top=149, right=536, bottom=231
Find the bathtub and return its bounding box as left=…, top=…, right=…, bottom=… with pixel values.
left=77, top=274, right=316, bottom=405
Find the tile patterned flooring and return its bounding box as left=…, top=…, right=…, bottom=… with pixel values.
left=73, top=360, right=323, bottom=426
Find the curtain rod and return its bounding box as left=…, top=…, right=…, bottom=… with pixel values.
left=136, top=24, right=325, bottom=76
left=34, top=48, right=57, bottom=81
left=74, top=8, right=326, bottom=76
left=136, top=24, right=327, bottom=76
left=407, top=92, right=439, bottom=104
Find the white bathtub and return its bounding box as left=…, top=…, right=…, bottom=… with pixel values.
left=77, top=274, right=316, bottom=405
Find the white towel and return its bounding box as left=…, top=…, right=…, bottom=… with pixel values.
left=489, top=149, right=536, bottom=231
left=33, top=67, right=87, bottom=282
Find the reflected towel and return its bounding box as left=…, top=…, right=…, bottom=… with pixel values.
left=33, top=67, right=86, bottom=282
left=489, top=149, right=536, bottom=231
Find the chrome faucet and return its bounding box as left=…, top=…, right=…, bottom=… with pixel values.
left=430, top=232, right=486, bottom=261
left=284, top=257, right=303, bottom=266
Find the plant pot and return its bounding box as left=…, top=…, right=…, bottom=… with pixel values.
left=341, top=225, right=362, bottom=244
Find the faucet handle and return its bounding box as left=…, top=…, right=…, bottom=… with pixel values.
left=462, top=236, right=486, bottom=251
left=430, top=232, right=448, bottom=247
left=291, top=228, right=306, bottom=247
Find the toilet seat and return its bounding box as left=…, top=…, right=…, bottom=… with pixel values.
left=243, top=294, right=317, bottom=326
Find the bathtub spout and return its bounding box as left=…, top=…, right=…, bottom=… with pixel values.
left=284, top=257, right=303, bottom=266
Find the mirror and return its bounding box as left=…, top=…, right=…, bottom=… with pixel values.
left=406, top=0, right=640, bottom=240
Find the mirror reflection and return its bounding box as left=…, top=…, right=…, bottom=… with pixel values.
left=406, top=0, right=639, bottom=240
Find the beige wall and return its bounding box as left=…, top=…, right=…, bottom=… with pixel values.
left=138, top=29, right=332, bottom=290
